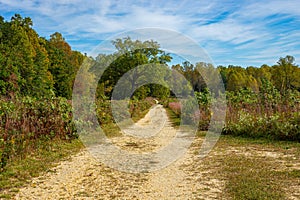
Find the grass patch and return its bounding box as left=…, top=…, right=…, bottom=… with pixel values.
left=102, top=102, right=154, bottom=138
left=219, top=135, right=300, bottom=157
left=222, top=155, right=285, bottom=200
left=0, top=139, right=83, bottom=199
left=290, top=169, right=300, bottom=178
left=165, top=107, right=180, bottom=128
left=102, top=123, right=123, bottom=138
left=131, top=106, right=152, bottom=122
left=207, top=135, right=300, bottom=200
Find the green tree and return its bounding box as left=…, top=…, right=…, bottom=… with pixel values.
left=196, top=62, right=223, bottom=94
left=98, top=37, right=172, bottom=99
left=272, top=55, right=300, bottom=94
left=46, top=32, right=84, bottom=99
left=0, top=14, right=54, bottom=97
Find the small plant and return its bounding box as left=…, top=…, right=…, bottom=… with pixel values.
left=168, top=102, right=181, bottom=116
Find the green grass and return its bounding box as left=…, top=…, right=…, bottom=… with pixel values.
left=0, top=139, right=83, bottom=199
left=211, top=135, right=300, bottom=200
left=131, top=106, right=152, bottom=122
left=220, top=134, right=300, bottom=157
left=221, top=155, right=284, bottom=200
left=102, top=102, right=153, bottom=138
left=165, top=107, right=181, bottom=127
left=287, top=169, right=300, bottom=178
left=2, top=102, right=299, bottom=199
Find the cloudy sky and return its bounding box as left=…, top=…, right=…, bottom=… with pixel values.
left=1, top=0, right=300, bottom=67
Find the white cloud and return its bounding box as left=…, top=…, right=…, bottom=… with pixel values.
left=0, top=0, right=299, bottom=66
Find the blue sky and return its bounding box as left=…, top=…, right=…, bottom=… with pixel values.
left=1, top=0, right=300, bottom=67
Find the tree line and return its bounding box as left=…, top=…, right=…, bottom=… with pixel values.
left=173, top=56, right=300, bottom=96
left=1, top=14, right=300, bottom=101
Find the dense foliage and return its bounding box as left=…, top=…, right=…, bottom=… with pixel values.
left=0, top=96, right=76, bottom=169
left=224, top=87, right=300, bottom=141
left=168, top=81, right=300, bottom=141
left=0, top=14, right=84, bottom=99
left=170, top=56, right=300, bottom=94
left=0, top=15, right=85, bottom=170
left=167, top=56, right=300, bottom=141
left=94, top=37, right=172, bottom=99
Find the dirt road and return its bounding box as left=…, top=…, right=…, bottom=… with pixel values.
left=16, top=105, right=224, bottom=199
left=16, top=105, right=300, bottom=199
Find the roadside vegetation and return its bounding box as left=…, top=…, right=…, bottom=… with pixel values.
left=167, top=57, right=300, bottom=141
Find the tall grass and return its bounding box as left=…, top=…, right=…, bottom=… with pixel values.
left=0, top=96, right=76, bottom=170
left=168, top=84, right=300, bottom=141
left=224, top=87, right=300, bottom=141
left=95, top=97, right=155, bottom=125
left=0, top=96, right=155, bottom=170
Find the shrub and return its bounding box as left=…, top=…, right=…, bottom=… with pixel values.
left=0, top=96, right=76, bottom=170
left=222, top=85, right=300, bottom=141
left=168, top=102, right=181, bottom=116
left=95, top=97, right=154, bottom=125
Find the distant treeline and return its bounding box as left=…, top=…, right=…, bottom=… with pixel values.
left=173, top=56, right=300, bottom=95
left=1, top=14, right=300, bottom=100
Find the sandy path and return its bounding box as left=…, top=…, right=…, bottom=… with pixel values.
left=15, top=105, right=300, bottom=199
left=16, top=105, right=224, bottom=199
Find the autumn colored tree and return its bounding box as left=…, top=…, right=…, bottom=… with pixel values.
left=46, top=32, right=84, bottom=99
